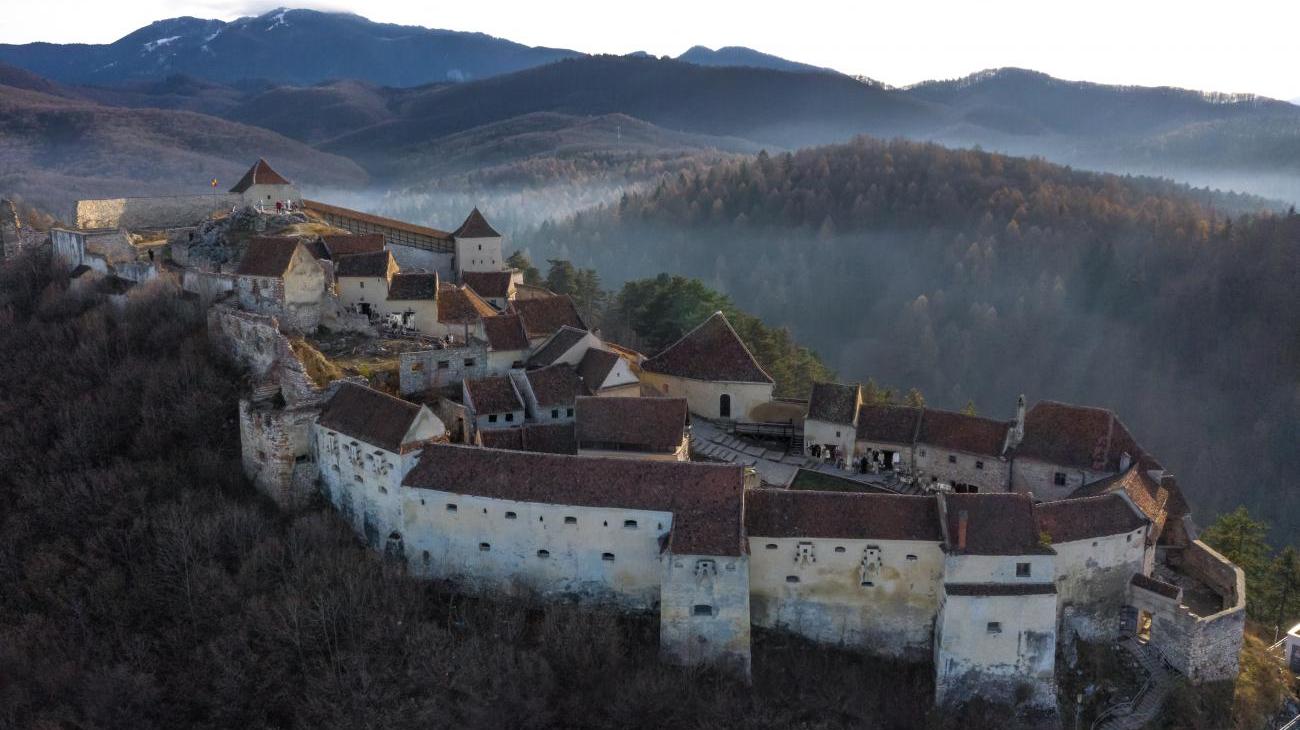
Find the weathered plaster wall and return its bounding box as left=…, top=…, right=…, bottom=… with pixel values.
left=803, top=418, right=857, bottom=464
left=1052, top=530, right=1147, bottom=641
left=660, top=553, right=753, bottom=676
left=747, top=536, right=943, bottom=659
left=240, top=398, right=320, bottom=509
left=944, top=554, right=1055, bottom=584
left=73, top=194, right=239, bottom=230
left=316, top=425, right=413, bottom=547
left=454, top=235, right=503, bottom=275
left=935, top=590, right=1058, bottom=709
left=399, top=343, right=488, bottom=394
left=640, top=372, right=773, bottom=422
left=1011, top=457, right=1112, bottom=501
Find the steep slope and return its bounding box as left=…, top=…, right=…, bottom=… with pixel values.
left=675, top=46, right=836, bottom=75
left=0, top=81, right=367, bottom=216
left=0, top=9, right=581, bottom=87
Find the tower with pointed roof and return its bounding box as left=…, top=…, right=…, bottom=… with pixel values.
left=452, top=207, right=504, bottom=279
left=230, top=158, right=299, bottom=208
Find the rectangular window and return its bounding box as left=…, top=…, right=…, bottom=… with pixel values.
left=446, top=504, right=458, bottom=512
left=566, top=408, right=574, bottom=417
left=947, top=454, right=957, bottom=464
left=601, top=552, right=615, bottom=562
left=765, top=543, right=778, bottom=550
left=536, top=550, right=550, bottom=559
left=563, top=515, right=577, bottom=525
left=786, top=575, right=800, bottom=583
left=505, top=413, right=514, bottom=422
left=623, top=519, right=638, bottom=529
left=437, top=360, right=449, bottom=369
left=1054, top=472, right=1067, bottom=486
left=693, top=605, right=714, bottom=617
left=359, top=281, right=364, bottom=288
left=488, top=414, right=498, bottom=423
left=479, top=543, right=491, bottom=551
left=464, top=358, right=476, bottom=367
left=987, top=622, right=1002, bottom=634
left=505, top=511, right=517, bottom=520
left=919, top=448, right=927, bottom=457
left=1016, top=562, right=1031, bottom=577
left=975, top=460, right=984, bottom=469
left=551, top=409, right=559, bottom=419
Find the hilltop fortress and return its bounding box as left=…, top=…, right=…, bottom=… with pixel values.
left=40, top=160, right=1245, bottom=717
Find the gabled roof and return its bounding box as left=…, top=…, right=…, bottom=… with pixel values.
left=577, top=348, right=621, bottom=392
left=510, top=295, right=587, bottom=339
left=464, top=376, right=523, bottom=414
left=855, top=404, right=923, bottom=445
left=438, top=284, right=496, bottom=324
left=453, top=207, right=501, bottom=238
left=941, top=493, right=1053, bottom=556
left=1070, top=464, right=1171, bottom=544
left=807, top=382, right=861, bottom=425
left=318, top=382, right=424, bottom=453
left=525, top=364, right=584, bottom=408
left=335, top=250, right=394, bottom=278
left=575, top=396, right=688, bottom=452
left=641, top=312, right=773, bottom=384
left=482, top=314, right=531, bottom=352
left=477, top=423, right=577, bottom=455
left=512, top=283, right=555, bottom=301
left=229, top=158, right=291, bottom=193
left=1016, top=401, right=1153, bottom=473
left=461, top=270, right=513, bottom=300
left=320, top=233, right=385, bottom=260
left=235, top=236, right=301, bottom=277
left=1035, top=494, right=1147, bottom=544
left=527, top=325, right=589, bottom=367
left=917, top=409, right=1011, bottom=457
left=402, top=444, right=746, bottom=556
left=746, top=489, right=942, bottom=542
left=387, top=272, right=439, bottom=301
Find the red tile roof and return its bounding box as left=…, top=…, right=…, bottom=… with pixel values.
left=575, top=396, right=688, bottom=452
left=402, top=444, right=746, bottom=556
left=229, top=158, right=292, bottom=193
left=917, top=409, right=1011, bottom=457
left=464, top=376, right=523, bottom=414
left=641, top=312, right=773, bottom=384
left=1034, top=494, right=1147, bottom=544
left=387, top=272, right=439, bottom=301
left=577, top=348, right=621, bottom=392
left=235, top=236, right=300, bottom=277
left=525, top=364, right=584, bottom=408
left=318, top=382, right=423, bottom=453
left=510, top=295, right=587, bottom=338
left=482, top=314, right=531, bottom=352
left=477, top=423, right=577, bottom=455
left=807, top=382, right=861, bottom=425
left=320, top=233, right=385, bottom=259
left=1071, top=465, right=1170, bottom=544
left=302, top=199, right=453, bottom=241
left=941, top=493, right=1053, bottom=555
left=335, top=250, right=394, bottom=278
left=745, top=489, right=943, bottom=542
left=1016, top=401, right=1154, bottom=472
left=453, top=207, right=501, bottom=238
left=527, top=325, right=589, bottom=367
left=855, top=404, right=923, bottom=445
left=438, top=284, right=496, bottom=325
left=461, top=270, right=513, bottom=299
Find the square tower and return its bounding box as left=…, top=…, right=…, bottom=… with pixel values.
left=453, top=207, right=504, bottom=278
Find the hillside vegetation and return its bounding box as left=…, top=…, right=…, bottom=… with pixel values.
left=525, top=137, right=1300, bottom=535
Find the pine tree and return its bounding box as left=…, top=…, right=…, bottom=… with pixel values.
left=961, top=400, right=977, bottom=416
left=1270, top=547, right=1300, bottom=638
left=904, top=388, right=926, bottom=408
left=545, top=259, right=578, bottom=295
left=506, top=251, right=541, bottom=286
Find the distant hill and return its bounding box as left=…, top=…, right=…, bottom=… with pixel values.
left=0, top=8, right=581, bottom=87
left=0, top=79, right=367, bottom=217
left=675, top=46, right=835, bottom=75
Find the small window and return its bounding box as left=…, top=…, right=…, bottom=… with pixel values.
left=537, top=550, right=550, bottom=559
left=505, top=413, right=514, bottom=422
left=566, top=408, right=574, bottom=417
left=836, top=430, right=841, bottom=438
left=906, top=554, right=918, bottom=561
left=437, top=360, right=449, bottom=369
left=947, top=455, right=957, bottom=464
left=551, top=408, right=560, bottom=418
left=601, top=552, right=615, bottom=562
left=464, top=358, right=476, bottom=367
left=693, top=605, right=714, bottom=617
left=505, top=511, right=517, bottom=519
left=359, top=281, right=364, bottom=288
left=975, top=460, right=984, bottom=470
left=834, top=546, right=846, bottom=553
left=861, top=580, right=874, bottom=587
left=479, top=543, right=491, bottom=552
left=765, top=543, right=778, bottom=550
left=1054, top=472, right=1067, bottom=486
left=513, top=360, right=524, bottom=368
left=446, top=503, right=457, bottom=512
left=1016, top=562, right=1031, bottom=577
left=488, top=414, right=499, bottom=423
left=786, top=575, right=800, bottom=584
left=422, top=550, right=430, bottom=563
left=564, top=516, right=577, bottom=525
left=623, top=520, right=638, bottom=529
left=987, top=622, right=1002, bottom=634
left=919, top=448, right=927, bottom=457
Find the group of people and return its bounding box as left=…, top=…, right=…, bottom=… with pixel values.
left=806, top=443, right=900, bottom=475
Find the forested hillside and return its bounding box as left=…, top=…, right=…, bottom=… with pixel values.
left=525, top=137, right=1299, bottom=534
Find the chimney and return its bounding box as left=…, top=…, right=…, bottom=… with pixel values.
left=1009, top=394, right=1027, bottom=448
left=957, top=510, right=969, bottom=551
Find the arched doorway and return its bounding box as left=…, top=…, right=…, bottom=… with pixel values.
left=719, top=393, right=731, bottom=419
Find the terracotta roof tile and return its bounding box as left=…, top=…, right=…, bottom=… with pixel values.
left=1016, top=401, right=1155, bottom=472
left=229, top=158, right=291, bottom=193
left=402, top=444, right=746, bottom=556
left=528, top=326, right=589, bottom=367
left=387, top=272, right=439, bottom=301
left=918, top=409, right=1010, bottom=457
left=318, top=382, right=422, bottom=453
left=525, top=364, right=584, bottom=408
left=482, top=314, right=531, bottom=352
left=478, top=423, right=577, bottom=455
left=641, top=312, right=773, bottom=384
left=942, top=493, right=1053, bottom=555
left=807, top=382, right=861, bottom=424
left=461, top=270, right=513, bottom=299
left=575, top=396, right=688, bottom=452
left=576, top=348, right=621, bottom=392
left=464, top=376, right=523, bottom=414
left=1035, top=494, right=1146, bottom=544
left=302, top=199, right=453, bottom=241
left=745, top=489, right=942, bottom=541
left=320, top=233, right=385, bottom=259
left=513, top=283, right=556, bottom=300
left=1070, top=465, right=1169, bottom=544
left=855, top=404, right=923, bottom=444
left=438, top=284, right=496, bottom=325
left=335, top=250, right=394, bottom=278
left=453, top=207, right=501, bottom=238
left=235, top=236, right=300, bottom=277
left=510, top=295, right=587, bottom=338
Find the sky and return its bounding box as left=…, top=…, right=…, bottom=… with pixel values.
left=3, top=0, right=1298, bottom=100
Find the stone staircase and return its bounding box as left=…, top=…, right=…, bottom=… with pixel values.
left=1092, top=638, right=1175, bottom=730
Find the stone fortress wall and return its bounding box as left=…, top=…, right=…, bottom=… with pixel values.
left=74, top=194, right=243, bottom=231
